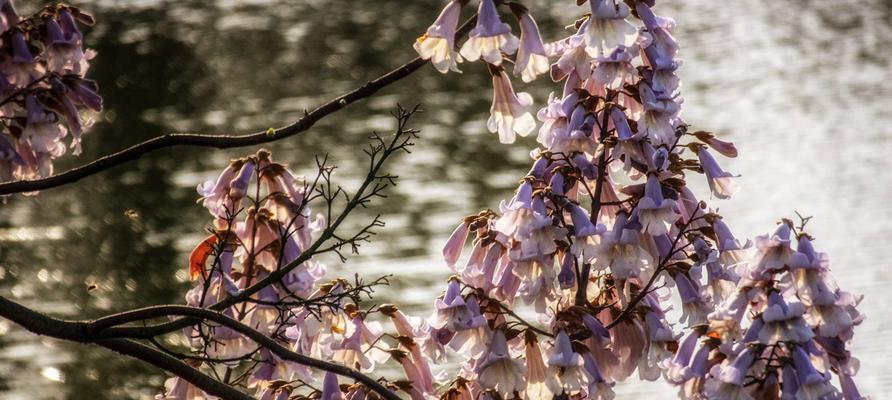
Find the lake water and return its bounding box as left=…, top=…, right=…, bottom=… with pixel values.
left=0, top=0, right=890, bottom=398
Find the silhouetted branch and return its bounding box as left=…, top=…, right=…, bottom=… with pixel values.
left=0, top=295, right=254, bottom=400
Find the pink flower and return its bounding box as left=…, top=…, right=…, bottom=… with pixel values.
left=476, top=330, right=526, bottom=397
left=487, top=69, right=535, bottom=143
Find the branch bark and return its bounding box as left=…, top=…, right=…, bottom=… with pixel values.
left=0, top=296, right=254, bottom=400
left=88, top=305, right=400, bottom=400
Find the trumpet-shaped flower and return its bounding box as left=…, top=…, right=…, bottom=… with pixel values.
left=487, top=69, right=535, bottom=143
left=513, top=10, right=549, bottom=83
left=414, top=0, right=464, bottom=73
left=459, top=0, right=518, bottom=65
left=584, top=0, right=638, bottom=57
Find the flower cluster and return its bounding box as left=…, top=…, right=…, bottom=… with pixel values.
left=158, top=1, right=867, bottom=399
left=0, top=1, right=101, bottom=184
left=409, top=0, right=867, bottom=399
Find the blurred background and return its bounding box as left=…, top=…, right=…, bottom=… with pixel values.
left=0, top=0, right=889, bottom=398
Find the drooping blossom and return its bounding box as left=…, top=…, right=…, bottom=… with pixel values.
left=475, top=330, right=526, bottom=397
left=414, top=0, right=465, bottom=73
left=459, top=0, right=518, bottom=65
left=583, top=0, right=638, bottom=57
left=511, top=5, right=549, bottom=83
left=698, top=147, right=738, bottom=200
left=487, top=68, right=535, bottom=143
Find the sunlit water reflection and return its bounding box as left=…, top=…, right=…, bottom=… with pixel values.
left=0, top=0, right=889, bottom=398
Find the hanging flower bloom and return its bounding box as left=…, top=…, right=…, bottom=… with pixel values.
left=487, top=68, right=535, bottom=144
left=592, top=45, right=638, bottom=90
left=44, top=10, right=86, bottom=74
left=546, top=331, right=588, bottom=395
left=638, top=82, right=681, bottom=145
left=635, top=174, right=680, bottom=236
left=460, top=0, right=518, bottom=65
left=510, top=4, right=549, bottom=83
left=524, top=332, right=552, bottom=399
left=791, top=346, right=841, bottom=399
left=5, top=31, right=36, bottom=87
left=697, top=147, right=738, bottom=200
left=476, top=330, right=526, bottom=397
left=320, top=372, right=343, bottom=400
left=758, top=292, right=815, bottom=345
left=589, top=212, right=652, bottom=280
left=583, top=0, right=638, bottom=57
left=414, top=0, right=465, bottom=73
left=443, top=221, right=470, bottom=269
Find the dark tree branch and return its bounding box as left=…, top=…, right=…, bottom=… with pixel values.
left=0, top=17, right=476, bottom=196
left=87, top=305, right=400, bottom=400
left=0, top=296, right=254, bottom=400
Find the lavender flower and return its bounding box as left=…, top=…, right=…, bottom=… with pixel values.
left=459, top=0, right=518, bottom=65
left=414, top=0, right=465, bottom=73
left=487, top=68, right=535, bottom=143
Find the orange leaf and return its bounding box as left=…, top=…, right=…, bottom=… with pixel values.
left=189, top=234, right=219, bottom=281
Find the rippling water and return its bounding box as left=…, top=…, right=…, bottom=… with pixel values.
left=0, top=0, right=889, bottom=398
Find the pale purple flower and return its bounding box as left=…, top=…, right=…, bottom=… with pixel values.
left=675, top=272, right=711, bottom=326
left=584, top=0, right=638, bottom=57
left=44, top=11, right=86, bottom=74
left=546, top=330, right=588, bottom=395
left=558, top=251, right=576, bottom=289
left=228, top=159, right=256, bottom=200
left=6, top=31, right=36, bottom=86
left=476, top=330, right=526, bottom=397
left=636, top=174, right=680, bottom=236
left=514, top=259, right=557, bottom=312
left=447, top=296, right=490, bottom=357
left=589, top=212, right=652, bottom=280
left=792, top=346, right=841, bottom=399
left=661, top=330, right=699, bottom=384
left=524, top=335, right=553, bottom=399
left=636, top=4, right=679, bottom=68
left=568, top=202, right=600, bottom=237
left=513, top=10, right=549, bottom=83
left=698, top=147, right=738, bottom=200
left=156, top=377, right=213, bottom=400
left=748, top=222, right=795, bottom=277
left=320, top=372, right=343, bottom=400
left=694, top=131, right=738, bottom=158
left=459, top=0, right=518, bottom=65
left=592, top=45, right=638, bottom=90
left=759, top=292, right=814, bottom=344
left=487, top=69, right=535, bottom=143
left=551, top=32, right=592, bottom=81
left=414, top=0, right=465, bottom=73
left=638, top=82, right=680, bottom=145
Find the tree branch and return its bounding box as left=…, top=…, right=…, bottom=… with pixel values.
left=0, top=17, right=476, bottom=196
left=97, top=106, right=416, bottom=343
left=87, top=305, right=400, bottom=400
left=0, top=295, right=254, bottom=400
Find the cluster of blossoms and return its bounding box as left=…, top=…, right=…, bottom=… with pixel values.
left=410, top=0, right=867, bottom=399
left=0, top=1, right=101, bottom=184
left=159, top=1, right=867, bottom=399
